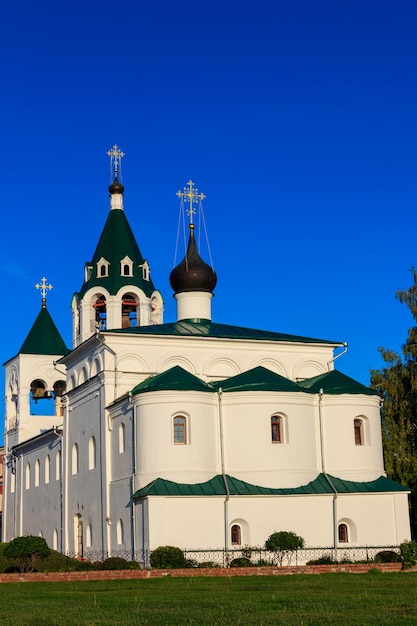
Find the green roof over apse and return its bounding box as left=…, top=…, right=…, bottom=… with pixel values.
left=211, top=366, right=302, bottom=393
left=132, top=473, right=409, bottom=499
left=132, top=366, right=214, bottom=395
left=19, top=306, right=69, bottom=356
left=77, top=207, right=156, bottom=299
left=108, top=318, right=341, bottom=345
left=298, top=370, right=380, bottom=396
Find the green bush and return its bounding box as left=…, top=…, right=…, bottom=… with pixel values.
left=265, top=531, right=305, bottom=566
left=102, top=557, right=140, bottom=570
left=230, top=557, right=253, bottom=568
left=150, top=546, right=187, bottom=569
left=306, top=555, right=336, bottom=565
left=374, top=550, right=401, bottom=564
left=4, top=536, right=50, bottom=572
left=400, top=540, right=417, bottom=569
left=197, top=561, right=220, bottom=568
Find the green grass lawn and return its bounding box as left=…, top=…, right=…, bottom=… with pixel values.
left=2, top=572, right=417, bottom=625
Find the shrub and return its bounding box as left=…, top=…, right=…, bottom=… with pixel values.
left=400, top=540, right=417, bottom=569
left=102, top=557, right=135, bottom=570
left=230, top=557, right=253, bottom=568
left=150, top=546, right=187, bottom=569
left=306, top=555, right=336, bottom=565
left=265, top=531, right=305, bottom=566
left=374, top=550, right=401, bottom=564
left=197, top=561, right=220, bottom=569
left=4, top=536, right=50, bottom=572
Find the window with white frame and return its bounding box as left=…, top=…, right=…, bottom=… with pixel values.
left=173, top=415, right=187, bottom=444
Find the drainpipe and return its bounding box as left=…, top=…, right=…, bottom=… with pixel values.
left=318, top=388, right=338, bottom=559
left=327, top=342, right=348, bottom=371
left=218, top=388, right=230, bottom=563
left=129, top=392, right=137, bottom=561
left=53, top=426, right=64, bottom=553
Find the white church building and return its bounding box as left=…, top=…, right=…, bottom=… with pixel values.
left=2, top=146, right=411, bottom=561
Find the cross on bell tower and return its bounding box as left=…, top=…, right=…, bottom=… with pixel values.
left=107, top=144, right=125, bottom=180
left=35, top=277, right=53, bottom=309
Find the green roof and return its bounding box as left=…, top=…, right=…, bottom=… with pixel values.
left=132, top=366, right=214, bottom=395
left=108, top=318, right=340, bottom=345
left=78, top=208, right=156, bottom=298
left=19, top=306, right=69, bottom=356
left=211, top=366, right=302, bottom=393
left=132, top=473, right=409, bottom=499
left=298, top=370, right=380, bottom=396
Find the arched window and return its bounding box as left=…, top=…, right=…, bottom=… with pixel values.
left=10, top=470, right=15, bottom=494
left=121, top=293, right=138, bottom=328
left=354, top=418, right=364, bottom=446
left=88, top=436, right=96, bottom=470
left=53, top=380, right=66, bottom=417
left=231, top=524, right=241, bottom=545
left=119, top=423, right=125, bottom=453
left=72, top=443, right=79, bottom=475
left=173, top=415, right=187, bottom=444
left=86, top=524, right=92, bottom=548
left=97, top=257, right=109, bottom=278
left=25, top=462, right=31, bottom=490
left=34, top=459, right=40, bottom=486
left=117, top=519, right=124, bottom=545
left=53, top=529, right=58, bottom=550
left=271, top=415, right=283, bottom=443
left=45, top=455, right=50, bottom=484
left=338, top=523, right=349, bottom=543
left=56, top=449, right=61, bottom=481
left=120, top=256, right=133, bottom=277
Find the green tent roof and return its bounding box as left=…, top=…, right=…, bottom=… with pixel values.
left=132, top=473, right=409, bottom=499
left=298, top=370, right=380, bottom=396
left=78, top=207, right=156, bottom=298
left=211, top=366, right=302, bottom=393
left=108, top=318, right=340, bottom=345
left=19, top=306, right=69, bottom=356
left=132, top=365, right=214, bottom=395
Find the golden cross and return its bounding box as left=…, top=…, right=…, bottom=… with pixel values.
left=35, top=277, right=53, bottom=307
left=107, top=144, right=125, bottom=178
left=176, top=180, right=206, bottom=225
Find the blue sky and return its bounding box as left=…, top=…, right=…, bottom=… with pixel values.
left=1, top=0, right=416, bottom=421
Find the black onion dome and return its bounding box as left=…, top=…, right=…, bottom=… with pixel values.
left=170, top=225, right=217, bottom=294
left=109, top=178, right=125, bottom=195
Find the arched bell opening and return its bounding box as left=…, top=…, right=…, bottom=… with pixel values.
left=121, top=293, right=139, bottom=328
left=53, top=380, right=66, bottom=417
left=93, top=294, right=107, bottom=331
left=30, top=379, right=53, bottom=416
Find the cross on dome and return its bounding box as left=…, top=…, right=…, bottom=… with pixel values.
left=35, top=277, right=53, bottom=308
left=107, top=144, right=125, bottom=179
left=176, top=180, right=206, bottom=225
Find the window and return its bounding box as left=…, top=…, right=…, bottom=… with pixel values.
left=34, top=459, right=40, bottom=486
left=45, top=455, right=50, bottom=484
left=72, top=443, right=79, bottom=475
left=141, top=260, right=150, bottom=281
left=88, top=436, right=96, bottom=470
left=56, top=449, right=61, bottom=481
left=338, top=523, right=349, bottom=543
left=53, top=529, right=58, bottom=550
left=271, top=415, right=283, bottom=443
left=25, top=462, right=31, bottom=490
left=120, top=256, right=133, bottom=277
left=97, top=257, right=110, bottom=278
left=231, top=524, right=241, bottom=545
left=173, top=416, right=187, bottom=444
left=121, top=293, right=138, bottom=328
left=86, top=524, right=92, bottom=548
left=354, top=419, right=364, bottom=446
left=119, top=423, right=125, bottom=454
left=117, top=519, right=124, bottom=545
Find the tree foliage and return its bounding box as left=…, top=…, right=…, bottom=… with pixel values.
left=370, top=268, right=417, bottom=536
left=149, top=545, right=187, bottom=569
left=4, top=536, right=50, bottom=572
left=265, top=531, right=305, bottom=565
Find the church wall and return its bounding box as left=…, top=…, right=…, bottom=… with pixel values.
left=133, top=391, right=220, bottom=488
left=320, top=394, right=385, bottom=480
left=220, top=391, right=320, bottom=488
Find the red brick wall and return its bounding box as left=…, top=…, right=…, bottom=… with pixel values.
left=0, top=562, right=403, bottom=583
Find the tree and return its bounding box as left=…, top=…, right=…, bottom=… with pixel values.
left=265, top=531, right=305, bottom=565
left=370, top=267, right=417, bottom=536
left=4, top=536, right=50, bottom=572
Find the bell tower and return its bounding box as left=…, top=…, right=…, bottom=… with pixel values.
left=71, top=146, right=164, bottom=347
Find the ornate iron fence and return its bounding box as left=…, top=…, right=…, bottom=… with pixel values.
left=65, top=545, right=401, bottom=569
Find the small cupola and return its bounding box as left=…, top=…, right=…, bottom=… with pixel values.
left=170, top=181, right=217, bottom=321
